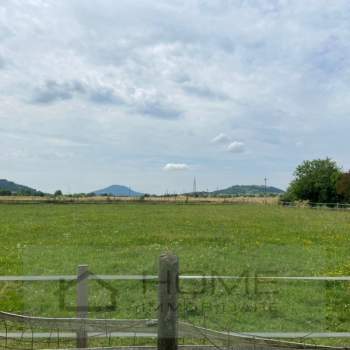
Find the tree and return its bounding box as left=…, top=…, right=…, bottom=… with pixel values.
left=336, top=171, right=350, bottom=202
left=284, top=158, right=341, bottom=203
left=54, top=190, right=63, bottom=196
left=0, top=190, right=12, bottom=196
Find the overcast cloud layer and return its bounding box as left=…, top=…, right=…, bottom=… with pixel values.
left=1, top=0, right=350, bottom=194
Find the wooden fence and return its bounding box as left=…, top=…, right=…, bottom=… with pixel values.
left=1, top=254, right=350, bottom=349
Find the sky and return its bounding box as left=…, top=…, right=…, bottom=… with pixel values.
left=1, top=0, right=350, bottom=194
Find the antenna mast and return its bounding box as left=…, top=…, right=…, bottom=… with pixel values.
left=193, top=177, right=197, bottom=194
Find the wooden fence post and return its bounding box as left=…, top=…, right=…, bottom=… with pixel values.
left=157, top=253, right=179, bottom=350
left=77, top=264, right=88, bottom=349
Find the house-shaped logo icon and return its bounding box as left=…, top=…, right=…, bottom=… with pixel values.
left=58, top=270, right=118, bottom=312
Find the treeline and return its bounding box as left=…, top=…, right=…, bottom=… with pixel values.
left=0, top=189, right=45, bottom=196
left=282, top=158, right=350, bottom=204
left=180, top=192, right=280, bottom=198
left=0, top=189, right=93, bottom=197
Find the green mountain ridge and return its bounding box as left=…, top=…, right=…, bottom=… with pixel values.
left=0, top=179, right=44, bottom=195
left=212, top=185, right=284, bottom=196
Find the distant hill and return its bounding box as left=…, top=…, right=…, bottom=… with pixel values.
left=0, top=179, right=44, bottom=195
left=211, top=185, right=284, bottom=196
left=93, top=185, right=143, bottom=197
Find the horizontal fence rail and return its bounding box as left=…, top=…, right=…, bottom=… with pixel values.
left=3, top=331, right=350, bottom=339
left=1, top=275, right=350, bottom=282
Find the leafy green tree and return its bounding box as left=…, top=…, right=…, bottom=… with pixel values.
left=54, top=190, right=63, bottom=196
left=284, top=158, right=341, bottom=203
left=336, top=171, right=350, bottom=202
left=0, top=190, right=12, bottom=196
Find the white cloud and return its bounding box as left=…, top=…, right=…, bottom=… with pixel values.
left=211, top=133, right=230, bottom=144
left=227, top=141, right=245, bottom=153
left=163, top=163, right=189, bottom=171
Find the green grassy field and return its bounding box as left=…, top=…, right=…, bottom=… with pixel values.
left=1, top=203, right=350, bottom=346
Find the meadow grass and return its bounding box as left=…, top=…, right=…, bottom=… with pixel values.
left=1, top=203, right=350, bottom=345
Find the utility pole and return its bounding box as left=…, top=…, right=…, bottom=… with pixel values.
left=193, top=177, right=197, bottom=195
left=264, top=177, right=267, bottom=204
